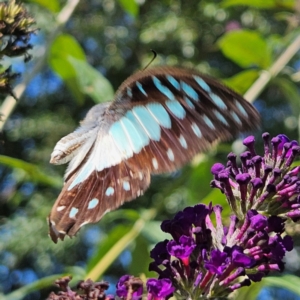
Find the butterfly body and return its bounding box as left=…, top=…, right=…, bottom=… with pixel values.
left=48, top=66, right=260, bottom=242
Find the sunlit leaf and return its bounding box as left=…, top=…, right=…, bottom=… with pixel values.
left=26, top=0, right=60, bottom=12
left=141, top=220, right=169, bottom=243
left=117, top=0, right=139, bottom=17
left=222, top=0, right=295, bottom=9
left=218, top=30, right=272, bottom=69
left=129, top=235, right=152, bottom=276
left=264, top=275, right=300, bottom=296
left=223, top=69, right=259, bottom=94
left=49, top=34, right=86, bottom=79
left=234, top=281, right=264, bottom=300
left=0, top=155, right=61, bottom=188
left=67, top=57, right=115, bottom=103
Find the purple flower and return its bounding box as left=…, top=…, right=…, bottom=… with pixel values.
left=167, top=235, right=196, bottom=262
left=116, top=275, right=143, bottom=300
left=147, top=134, right=298, bottom=299
left=146, top=278, right=175, bottom=299
left=150, top=240, right=170, bottom=265
left=211, top=133, right=300, bottom=222
left=204, top=249, right=228, bottom=275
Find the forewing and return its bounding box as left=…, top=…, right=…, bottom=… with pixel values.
left=108, top=66, right=260, bottom=173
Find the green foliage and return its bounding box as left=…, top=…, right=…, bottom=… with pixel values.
left=218, top=30, right=272, bottom=69
left=67, top=57, right=114, bottom=103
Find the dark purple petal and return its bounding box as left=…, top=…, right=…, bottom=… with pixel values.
left=231, top=246, right=255, bottom=268
left=116, top=275, right=131, bottom=297
left=150, top=240, right=170, bottom=265
left=146, top=278, right=175, bottom=298
left=247, top=272, right=265, bottom=282
left=204, top=250, right=229, bottom=275
left=250, top=214, right=267, bottom=231
left=283, top=235, right=293, bottom=251
left=267, top=216, right=284, bottom=233
left=167, top=235, right=196, bottom=259
left=116, top=275, right=143, bottom=299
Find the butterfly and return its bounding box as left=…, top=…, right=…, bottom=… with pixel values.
left=48, top=66, right=260, bottom=242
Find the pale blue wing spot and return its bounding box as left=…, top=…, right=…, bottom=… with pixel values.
left=191, top=122, right=202, bottom=137
left=136, top=81, right=147, bottom=96
left=110, top=121, right=133, bottom=157
left=127, top=87, right=132, bottom=98
left=235, top=101, right=248, bottom=117
left=152, top=76, right=175, bottom=100
left=231, top=111, right=242, bottom=125
left=105, top=187, right=115, bottom=196
left=166, top=75, right=180, bottom=90
left=125, top=111, right=150, bottom=145
left=147, top=103, right=171, bottom=129
left=214, top=110, right=228, bottom=126
left=123, top=181, right=130, bottom=191
left=203, top=115, right=215, bottom=129
left=210, top=93, right=226, bottom=110
left=167, top=148, right=175, bottom=161
left=152, top=158, right=158, bottom=170
left=68, top=162, right=94, bottom=190
left=181, top=81, right=199, bottom=101
left=88, top=198, right=99, bottom=209
left=185, top=97, right=195, bottom=109
left=69, top=207, right=78, bottom=218
left=193, top=76, right=211, bottom=92
left=179, top=134, right=188, bottom=148
left=120, top=117, right=147, bottom=153
left=132, top=106, right=161, bottom=141
left=166, top=100, right=186, bottom=119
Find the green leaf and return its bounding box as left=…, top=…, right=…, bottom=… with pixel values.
left=234, top=281, right=265, bottom=300
left=26, top=0, right=61, bottom=12
left=68, top=57, right=115, bottom=103
left=264, top=275, right=300, bottom=296
left=223, top=69, right=259, bottom=94
left=0, top=155, right=61, bottom=188
left=129, top=235, right=152, bottom=276
left=49, top=34, right=86, bottom=80
left=141, top=220, right=169, bottom=243
left=218, top=30, right=272, bottom=69
left=221, top=0, right=295, bottom=9
left=117, top=0, right=139, bottom=17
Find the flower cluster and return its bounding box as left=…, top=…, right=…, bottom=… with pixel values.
left=47, top=275, right=174, bottom=300
left=48, top=134, right=300, bottom=300
left=47, top=276, right=114, bottom=300
left=148, top=133, right=299, bottom=299
left=211, top=133, right=300, bottom=221
left=0, top=0, right=36, bottom=97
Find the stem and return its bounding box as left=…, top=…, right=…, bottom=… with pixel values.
left=244, top=35, right=300, bottom=103
left=85, top=209, right=156, bottom=281
left=0, top=0, right=81, bottom=131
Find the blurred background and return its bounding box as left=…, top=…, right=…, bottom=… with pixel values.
left=1, top=0, right=300, bottom=299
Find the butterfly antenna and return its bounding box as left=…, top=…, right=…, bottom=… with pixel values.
left=142, top=49, right=157, bottom=70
